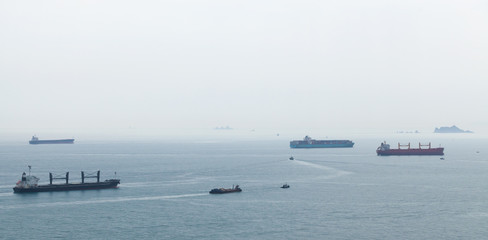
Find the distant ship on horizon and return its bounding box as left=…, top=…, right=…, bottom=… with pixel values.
left=290, top=136, right=354, bottom=148
left=214, top=126, right=233, bottom=130
left=29, top=136, right=74, bottom=144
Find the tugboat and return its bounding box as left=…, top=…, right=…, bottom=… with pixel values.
left=13, top=168, right=120, bottom=193
left=209, top=185, right=242, bottom=194
left=281, top=183, right=290, bottom=189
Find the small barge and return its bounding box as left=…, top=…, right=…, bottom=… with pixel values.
left=209, top=185, right=242, bottom=194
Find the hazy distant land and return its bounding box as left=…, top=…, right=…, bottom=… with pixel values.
left=434, top=125, right=473, bottom=133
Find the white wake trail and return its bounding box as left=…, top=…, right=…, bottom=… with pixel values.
left=293, top=159, right=353, bottom=179
left=0, top=193, right=208, bottom=210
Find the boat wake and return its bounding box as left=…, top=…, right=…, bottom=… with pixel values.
left=293, top=159, right=353, bottom=179
left=0, top=193, right=208, bottom=210
left=0, top=184, right=14, bottom=189
left=0, top=192, right=12, bottom=197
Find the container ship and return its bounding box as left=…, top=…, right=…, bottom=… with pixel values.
left=13, top=170, right=120, bottom=193
left=290, top=136, right=354, bottom=148
left=29, top=136, right=74, bottom=144
left=376, top=142, right=444, bottom=156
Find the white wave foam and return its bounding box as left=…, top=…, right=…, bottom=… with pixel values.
left=0, top=192, right=12, bottom=197
left=465, top=211, right=488, bottom=218
left=293, top=160, right=353, bottom=179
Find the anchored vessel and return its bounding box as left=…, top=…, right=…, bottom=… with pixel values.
left=209, top=185, right=242, bottom=194
left=13, top=170, right=120, bottom=193
left=29, top=136, right=74, bottom=144
left=290, top=136, right=354, bottom=148
left=376, top=142, right=444, bottom=156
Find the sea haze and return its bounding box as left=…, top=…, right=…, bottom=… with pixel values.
left=0, top=138, right=487, bottom=239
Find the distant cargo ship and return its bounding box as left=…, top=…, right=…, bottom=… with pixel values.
left=376, top=142, right=444, bottom=156
left=29, top=136, right=74, bottom=144
left=290, top=136, right=354, bottom=148
left=13, top=170, right=119, bottom=193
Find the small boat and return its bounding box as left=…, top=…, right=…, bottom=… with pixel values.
left=209, top=185, right=242, bottom=194
left=289, top=156, right=294, bottom=160
left=440, top=157, right=445, bottom=160
left=281, top=184, right=290, bottom=189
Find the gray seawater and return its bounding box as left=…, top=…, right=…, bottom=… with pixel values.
left=0, top=138, right=487, bottom=239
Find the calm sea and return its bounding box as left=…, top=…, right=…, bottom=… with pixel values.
left=0, top=138, right=487, bottom=239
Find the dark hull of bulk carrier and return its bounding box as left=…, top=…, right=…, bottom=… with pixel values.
left=13, top=180, right=120, bottom=193
left=29, top=139, right=74, bottom=144
left=376, top=148, right=444, bottom=156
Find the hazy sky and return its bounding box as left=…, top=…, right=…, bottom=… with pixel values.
left=1, top=1, right=487, bottom=139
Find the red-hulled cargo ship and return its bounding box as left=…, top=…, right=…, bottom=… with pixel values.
left=376, top=142, right=444, bottom=156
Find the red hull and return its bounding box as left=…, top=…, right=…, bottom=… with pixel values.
left=377, top=148, right=444, bottom=156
